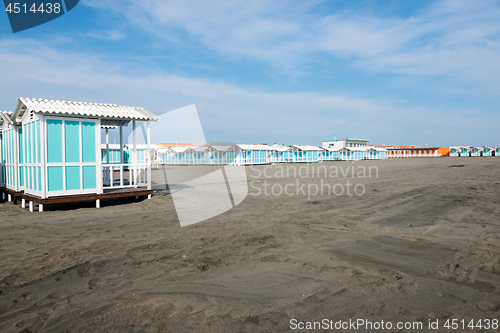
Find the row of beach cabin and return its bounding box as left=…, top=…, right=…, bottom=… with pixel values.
left=449, top=146, right=499, bottom=157
left=158, top=144, right=388, bottom=166
left=156, top=143, right=499, bottom=166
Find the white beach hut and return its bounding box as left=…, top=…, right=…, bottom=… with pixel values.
left=460, top=147, right=471, bottom=157
left=449, top=147, right=460, bottom=157
left=292, top=145, right=322, bottom=163
left=470, top=147, right=483, bottom=157
left=269, top=145, right=292, bottom=163
left=191, top=146, right=211, bottom=165
left=482, top=147, right=493, bottom=157
left=209, top=145, right=240, bottom=165
left=0, top=111, right=23, bottom=202
left=366, top=147, right=387, bottom=159
left=1, top=112, right=16, bottom=200
left=9, top=98, right=159, bottom=212
left=234, top=144, right=272, bottom=165
left=319, top=147, right=341, bottom=161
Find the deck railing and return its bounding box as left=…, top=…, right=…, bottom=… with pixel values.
left=102, top=163, right=149, bottom=189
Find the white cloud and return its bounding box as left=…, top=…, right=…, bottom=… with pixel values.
left=82, top=0, right=500, bottom=90
left=88, top=29, right=126, bottom=41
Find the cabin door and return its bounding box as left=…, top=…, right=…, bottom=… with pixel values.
left=45, top=117, right=99, bottom=197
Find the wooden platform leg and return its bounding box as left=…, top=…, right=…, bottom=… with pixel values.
left=148, top=194, right=152, bottom=199
left=39, top=204, right=44, bottom=212
left=29, top=201, right=33, bottom=212
left=96, top=199, right=100, bottom=208
left=1, top=192, right=5, bottom=200
left=8, top=194, right=12, bottom=202
left=22, top=198, right=26, bottom=208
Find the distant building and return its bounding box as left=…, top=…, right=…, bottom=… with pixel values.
left=322, top=136, right=370, bottom=149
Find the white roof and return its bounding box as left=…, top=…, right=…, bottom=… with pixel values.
left=347, top=147, right=368, bottom=152
left=170, top=146, right=190, bottom=153
left=210, top=145, right=235, bottom=152
left=236, top=144, right=271, bottom=151
left=13, top=98, right=160, bottom=122
left=367, top=147, right=387, bottom=152
left=270, top=145, right=290, bottom=152
left=293, top=145, right=322, bottom=151
left=192, top=146, right=210, bottom=152
left=322, top=147, right=342, bottom=152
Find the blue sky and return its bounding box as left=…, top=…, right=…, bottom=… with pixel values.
left=1, top=0, right=499, bottom=147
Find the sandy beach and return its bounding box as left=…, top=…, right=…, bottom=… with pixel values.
left=0, top=157, right=499, bottom=332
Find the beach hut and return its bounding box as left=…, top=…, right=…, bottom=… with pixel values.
left=158, top=147, right=174, bottom=165
left=269, top=145, right=292, bottom=163
left=191, top=146, right=211, bottom=165
left=366, top=147, right=386, bottom=159
left=495, top=147, right=500, bottom=157
left=320, top=147, right=341, bottom=161
left=482, top=147, right=493, bottom=157
left=470, top=147, right=482, bottom=157
left=209, top=145, right=240, bottom=165
left=460, top=147, right=471, bottom=157
left=349, top=147, right=367, bottom=160
left=10, top=98, right=159, bottom=212
left=233, top=144, right=272, bottom=165
left=292, top=145, right=321, bottom=163
left=0, top=111, right=23, bottom=201
left=169, top=146, right=190, bottom=165
left=449, top=147, right=461, bottom=157
left=337, top=147, right=366, bottom=160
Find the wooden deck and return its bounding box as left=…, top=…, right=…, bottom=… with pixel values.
left=1, top=187, right=24, bottom=203
left=23, top=188, right=153, bottom=205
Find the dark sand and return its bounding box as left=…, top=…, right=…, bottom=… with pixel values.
left=0, top=158, right=499, bottom=332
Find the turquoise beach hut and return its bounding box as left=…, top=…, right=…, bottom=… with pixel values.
left=292, top=145, right=321, bottom=163
left=470, top=147, right=482, bottom=157
left=0, top=111, right=23, bottom=201
left=8, top=98, right=159, bottom=212
left=449, top=147, right=460, bottom=157
left=191, top=146, right=211, bottom=164
left=233, top=144, right=272, bottom=165
left=366, top=147, right=386, bottom=159
left=270, top=145, right=292, bottom=163
left=460, top=147, right=471, bottom=157
left=482, top=147, right=493, bottom=157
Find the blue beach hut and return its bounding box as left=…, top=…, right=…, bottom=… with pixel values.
left=460, top=147, right=471, bottom=157
left=9, top=98, right=159, bottom=212
left=234, top=144, right=272, bottom=165
left=292, top=145, right=321, bottom=163
left=270, top=145, right=292, bottom=163
left=470, top=147, right=482, bottom=157
left=320, top=147, right=341, bottom=161
left=0, top=111, right=23, bottom=201
left=449, top=147, right=460, bottom=157
left=191, top=146, right=211, bottom=165
left=366, top=147, right=386, bottom=160
left=482, top=147, right=493, bottom=157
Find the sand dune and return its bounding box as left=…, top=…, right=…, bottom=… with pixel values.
left=0, top=158, right=499, bottom=332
